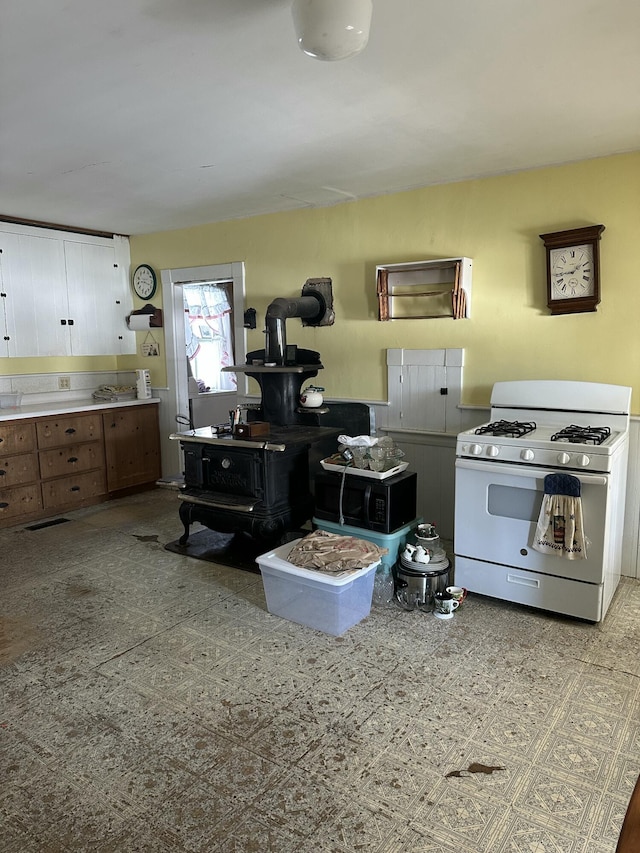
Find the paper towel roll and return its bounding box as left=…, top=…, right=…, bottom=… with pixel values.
left=128, top=314, right=151, bottom=330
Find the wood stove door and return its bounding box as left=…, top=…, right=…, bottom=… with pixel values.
left=190, top=444, right=263, bottom=497
left=182, top=441, right=312, bottom=516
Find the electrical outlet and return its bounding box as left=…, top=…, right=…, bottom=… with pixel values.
left=58, top=376, right=71, bottom=391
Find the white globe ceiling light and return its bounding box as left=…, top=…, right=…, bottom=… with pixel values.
left=292, top=0, right=373, bottom=61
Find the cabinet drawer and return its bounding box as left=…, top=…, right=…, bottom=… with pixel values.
left=36, top=414, right=103, bottom=449
left=0, top=484, right=43, bottom=521
left=0, top=453, right=39, bottom=487
left=39, top=442, right=105, bottom=480
left=42, top=469, right=106, bottom=511
left=0, top=421, right=37, bottom=455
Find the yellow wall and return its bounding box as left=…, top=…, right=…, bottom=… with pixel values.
left=6, top=152, right=640, bottom=411
left=130, top=151, right=640, bottom=410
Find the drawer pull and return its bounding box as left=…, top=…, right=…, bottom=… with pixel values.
left=0, top=470, right=5, bottom=476
left=70, top=486, right=81, bottom=492
left=0, top=501, right=8, bottom=508
left=65, top=428, right=76, bottom=435
left=67, top=457, right=78, bottom=463
left=507, top=573, right=540, bottom=589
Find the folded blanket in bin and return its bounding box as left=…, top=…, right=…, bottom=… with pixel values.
left=287, top=530, right=386, bottom=575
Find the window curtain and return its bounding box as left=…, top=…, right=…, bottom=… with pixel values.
left=183, top=282, right=236, bottom=391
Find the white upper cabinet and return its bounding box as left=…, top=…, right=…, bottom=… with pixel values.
left=63, top=234, right=135, bottom=355
left=0, top=230, right=68, bottom=357
left=0, top=224, right=135, bottom=357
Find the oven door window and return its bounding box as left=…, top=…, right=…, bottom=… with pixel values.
left=488, top=484, right=543, bottom=522
left=455, top=461, right=608, bottom=584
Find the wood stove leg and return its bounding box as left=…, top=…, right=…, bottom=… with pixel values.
left=178, top=502, right=193, bottom=546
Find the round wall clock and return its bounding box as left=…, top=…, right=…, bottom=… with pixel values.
left=132, top=264, right=157, bottom=300
left=539, top=225, right=605, bottom=315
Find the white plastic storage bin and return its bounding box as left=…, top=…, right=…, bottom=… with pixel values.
left=312, top=517, right=421, bottom=575
left=256, top=539, right=379, bottom=636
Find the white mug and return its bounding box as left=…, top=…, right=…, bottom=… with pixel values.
left=446, top=586, right=468, bottom=604
left=413, top=545, right=430, bottom=564
left=435, top=597, right=459, bottom=615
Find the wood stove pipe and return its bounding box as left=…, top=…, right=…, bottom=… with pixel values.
left=264, top=295, right=325, bottom=364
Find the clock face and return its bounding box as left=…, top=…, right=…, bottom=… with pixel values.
left=132, top=264, right=157, bottom=300
left=550, top=243, right=595, bottom=300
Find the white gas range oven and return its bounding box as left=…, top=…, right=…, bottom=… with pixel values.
left=454, top=380, right=631, bottom=622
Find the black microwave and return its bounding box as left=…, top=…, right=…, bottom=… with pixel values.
left=313, top=470, right=417, bottom=533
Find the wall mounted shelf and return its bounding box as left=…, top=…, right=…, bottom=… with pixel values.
left=376, top=257, right=472, bottom=321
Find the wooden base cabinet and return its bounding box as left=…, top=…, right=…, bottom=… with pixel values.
left=0, top=421, right=43, bottom=523
left=103, top=405, right=161, bottom=492
left=0, top=403, right=161, bottom=528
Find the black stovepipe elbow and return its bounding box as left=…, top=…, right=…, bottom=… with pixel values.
left=265, top=295, right=323, bottom=363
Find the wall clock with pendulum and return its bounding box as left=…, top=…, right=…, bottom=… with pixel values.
left=539, top=225, right=605, bottom=315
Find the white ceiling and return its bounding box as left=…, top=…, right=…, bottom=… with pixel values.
left=3, top=0, right=640, bottom=236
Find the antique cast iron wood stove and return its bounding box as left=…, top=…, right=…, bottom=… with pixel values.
left=171, top=281, right=342, bottom=546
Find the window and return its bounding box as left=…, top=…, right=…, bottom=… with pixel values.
left=183, top=281, right=236, bottom=392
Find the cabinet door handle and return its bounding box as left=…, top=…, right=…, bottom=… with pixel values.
left=67, top=457, right=78, bottom=463
left=70, top=486, right=80, bottom=492
left=0, top=502, right=8, bottom=508
left=0, top=469, right=5, bottom=476
left=65, top=428, right=76, bottom=435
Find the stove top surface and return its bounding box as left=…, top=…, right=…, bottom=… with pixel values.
left=457, top=419, right=628, bottom=472
left=471, top=420, right=620, bottom=448
left=457, top=379, right=632, bottom=471
left=171, top=424, right=340, bottom=450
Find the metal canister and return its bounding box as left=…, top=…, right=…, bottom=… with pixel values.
left=394, top=559, right=450, bottom=612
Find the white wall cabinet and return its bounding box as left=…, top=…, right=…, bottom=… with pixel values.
left=386, top=348, right=465, bottom=433
left=0, top=224, right=135, bottom=357
left=0, top=230, right=68, bottom=357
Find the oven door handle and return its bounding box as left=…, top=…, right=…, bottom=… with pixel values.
left=455, top=458, right=608, bottom=486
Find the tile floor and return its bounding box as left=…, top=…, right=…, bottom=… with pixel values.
left=1, top=488, right=639, bottom=852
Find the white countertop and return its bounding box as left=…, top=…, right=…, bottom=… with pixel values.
left=0, top=396, right=159, bottom=422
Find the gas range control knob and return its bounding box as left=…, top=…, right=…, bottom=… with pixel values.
left=557, top=452, right=571, bottom=466
left=486, top=445, right=499, bottom=457
left=469, top=444, right=483, bottom=456
left=221, top=457, right=232, bottom=469
left=520, top=449, right=535, bottom=462
left=576, top=454, right=591, bottom=467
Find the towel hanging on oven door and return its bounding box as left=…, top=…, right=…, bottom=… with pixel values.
left=532, top=473, right=587, bottom=560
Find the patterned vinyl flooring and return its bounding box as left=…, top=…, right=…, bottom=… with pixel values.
left=1, top=488, right=639, bottom=852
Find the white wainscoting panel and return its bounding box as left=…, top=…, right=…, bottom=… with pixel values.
left=623, top=416, right=640, bottom=579
left=380, top=429, right=457, bottom=540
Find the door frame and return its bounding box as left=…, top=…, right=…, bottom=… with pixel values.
left=159, top=261, right=246, bottom=476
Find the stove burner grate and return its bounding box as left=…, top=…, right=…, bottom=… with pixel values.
left=475, top=420, right=536, bottom=438
left=550, top=425, right=611, bottom=445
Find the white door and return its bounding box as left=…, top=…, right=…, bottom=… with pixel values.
left=160, top=262, right=246, bottom=476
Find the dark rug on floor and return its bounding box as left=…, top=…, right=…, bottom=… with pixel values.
left=164, top=528, right=304, bottom=573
